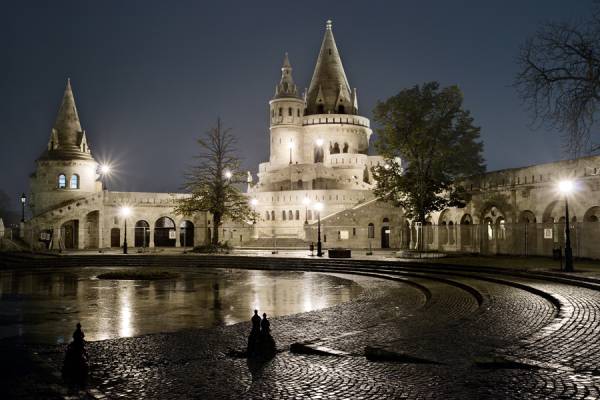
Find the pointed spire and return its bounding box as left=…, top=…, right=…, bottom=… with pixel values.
left=306, top=20, right=353, bottom=115
left=352, top=88, right=359, bottom=113
left=273, top=52, right=300, bottom=99
left=39, top=79, right=93, bottom=161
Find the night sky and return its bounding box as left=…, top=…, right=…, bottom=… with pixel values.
left=0, top=1, right=591, bottom=210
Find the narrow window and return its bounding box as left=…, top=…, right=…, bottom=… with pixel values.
left=295, top=210, right=300, bottom=220
left=58, top=174, right=67, bottom=189
left=288, top=107, right=292, bottom=116
left=282, top=211, right=286, bottom=220
left=271, top=211, right=275, bottom=220
left=368, top=223, right=375, bottom=238
left=288, top=210, right=293, bottom=220
left=70, top=174, right=79, bottom=189
left=297, top=109, right=300, bottom=117
left=278, top=108, right=282, bottom=117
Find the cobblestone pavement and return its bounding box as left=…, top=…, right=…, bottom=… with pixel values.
left=26, top=266, right=600, bottom=399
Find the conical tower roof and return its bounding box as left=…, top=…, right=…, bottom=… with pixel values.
left=273, top=52, right=300, bottom=99
left=38, top=79, right=93, bottom=161
left=305, top=20, right=353, bottom=115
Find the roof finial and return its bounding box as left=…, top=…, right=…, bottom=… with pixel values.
left=326, top=20, right=332, bottom=30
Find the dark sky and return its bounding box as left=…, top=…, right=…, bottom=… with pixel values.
left=0, top=1, right=592, bottom=209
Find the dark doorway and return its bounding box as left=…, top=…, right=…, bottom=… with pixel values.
left=61, top=220, right=79, bottom=249
left=180, top=220, right=194, bottom=247
left=155, top=217, right=176, bottom=247
left=110, top=227, right=120, bottom=247
left=381, top=226, right=390, bottom=248
left=135, top=220, right=150, bottom=248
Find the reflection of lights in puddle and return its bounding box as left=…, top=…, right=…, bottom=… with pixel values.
left=119, top=284, right=133, bottom=337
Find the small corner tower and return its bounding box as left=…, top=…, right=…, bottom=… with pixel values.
left=269, top=53, right=305, bottom=165
left=29, top=79, right=100, bottom=216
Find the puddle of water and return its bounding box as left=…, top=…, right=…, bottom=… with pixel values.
left=0, top=267, right=363, bottom=344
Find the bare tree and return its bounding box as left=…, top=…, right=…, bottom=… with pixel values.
left=515, top=8, right=600, bottom=156
left=175, top=118, right=254, bottom=245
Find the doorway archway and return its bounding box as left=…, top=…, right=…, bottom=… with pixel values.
left=155, top=217, right=176, bottom=247
left=135, top=220, right=150, bottom=248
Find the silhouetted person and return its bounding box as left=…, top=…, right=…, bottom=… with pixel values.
left=73, top=322, right=84, bottom=348
left=62, top=322, right=88, bottom=383
left=261, top=313, right=270, bottom=336
left=251, top=310, right=261, bottom=334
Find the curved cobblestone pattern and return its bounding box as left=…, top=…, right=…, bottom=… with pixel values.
left=18, top=261, right=600, bottom=399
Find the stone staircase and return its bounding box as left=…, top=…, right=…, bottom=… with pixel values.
left=241, top=237, right=310, bottom=249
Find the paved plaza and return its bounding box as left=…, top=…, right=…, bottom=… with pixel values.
left=2, top=255, right=600, bottom=399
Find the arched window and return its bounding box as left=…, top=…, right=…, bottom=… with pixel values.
left=288, top=107, right=292, bottom=116
left=70, top=174, right=80, bottom=189
left=297, top=109, right=300, bottom=117
left=278, top=108, right=283, bottom=117
left=288, top=210, right=293, bottom=220
left=271, top=211, right=275, bottom=220
left=266, top=211, right=270, bottom=220
left=295, top=210, right=300, bottom=220
left=368, top=223, right=375, bottom=238
left=332, top=143, right=340, bottom=154
left=58, top=174, right=67, bottom=189
left=343, top=143, right=349, bottom=153
left=317, top=104, right=324, bottom=114
left=282, top=210, right=286, bottom=220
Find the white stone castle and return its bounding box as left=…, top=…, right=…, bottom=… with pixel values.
left=21, top=20, right=600, bottom=259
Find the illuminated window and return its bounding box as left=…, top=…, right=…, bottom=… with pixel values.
left=70, top=174, right=80, bottom=189
left=58, top=174, right=67, bottom=189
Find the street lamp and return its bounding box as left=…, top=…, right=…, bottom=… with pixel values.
left=224, top=170, right=233, bottom=180
left=20, top=193, right=27, bottom=222
left=99, top=164, right=111, bottom=190
left=315, top=202, right=324, bottom=257
left=302, top=196, right=310, bottom=224
left=558, top=180, right=574, bottom=272
left=120, top=206, right=131, bottom=254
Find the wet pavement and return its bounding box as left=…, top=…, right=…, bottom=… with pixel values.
left=4, top=260, right=600, bottom=399
left=0, top=268, right=362, bottom=344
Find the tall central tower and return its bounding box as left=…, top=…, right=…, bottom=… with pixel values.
left=249, top=21, right=383, bottom=239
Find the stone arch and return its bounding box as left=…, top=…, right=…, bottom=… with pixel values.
left=367, top=222, right=375, bottom=238
left=438, top=209, right=452, bottom=244
left=135, top=220, right=150, bottom=247
left=154, top=216, right=176, bottom=247
left=460, top=214, right=473, bottom=247
left=180, top=220, right=194, bottom=247
left=110, top=227, right=120, bottom=247
left=60, top=219, right=79, bottom=249
left=519, top=210, right=537, bottom=224
left=542, top=200, right=561, bottom=223
left=584, top=206, right=600, bottom=222
left=84, top=210, right=100, bottom=248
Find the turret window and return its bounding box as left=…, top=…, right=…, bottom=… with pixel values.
left=278, top=108, right=283, bottom=117
left=288, top=107, right=292, bottom=116
left=297, top=109, right=300, bottom=117
left=70, top=174, right=80, bottom=189
left=58, top=174, right=67, bottom=189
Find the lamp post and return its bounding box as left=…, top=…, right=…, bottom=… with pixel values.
left=120, top=206, right=131, bottom=254
left=20, top=193, right=27, bottom=222
left=558, top=180, right=574, bottom=272
left=224, top=170, right=232, bottom=180
left=315, top=202, right=323, bottom=257
left=303, top=197, right=310, bottom=224
left=99, top=164, right=111, bottom=190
